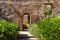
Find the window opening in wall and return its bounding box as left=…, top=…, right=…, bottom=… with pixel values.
left=44, top=4, right=52, bottom=17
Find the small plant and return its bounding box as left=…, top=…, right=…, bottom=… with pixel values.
left=28, top=23, right=41, bottom=38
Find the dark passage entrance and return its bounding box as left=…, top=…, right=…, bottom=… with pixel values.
left=23, top=13, right=30, bottom=31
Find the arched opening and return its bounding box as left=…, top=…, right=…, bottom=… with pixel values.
left=23, top=13, right=30, bottom=31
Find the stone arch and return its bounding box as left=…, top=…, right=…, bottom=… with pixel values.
left=22, top=13, right=30, bottom=30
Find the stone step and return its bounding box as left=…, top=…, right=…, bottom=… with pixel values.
left=18, top=34, right=34, bottom=38
left=23, top=29, right=28, bottom=31
left=18, top=38, right=40, bottom=40
left=18, top=31, right=41, bottom=40
left=29, top=38, right=40, bottom=40
left=18, top=31, right=34, bottom=38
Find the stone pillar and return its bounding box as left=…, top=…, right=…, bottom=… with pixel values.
left=20, top=14, right=23, bottom=31
left=18, top=14, right=23, bottom=31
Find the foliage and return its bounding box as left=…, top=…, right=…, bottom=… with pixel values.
left=0, top=19, right=19, bottom=40
left=37, top=16, right=60, bottom=40
left=28, top=24, right=41, bottom=38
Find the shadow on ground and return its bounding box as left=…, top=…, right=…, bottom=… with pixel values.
left=17, top=34, right=29, bottom=40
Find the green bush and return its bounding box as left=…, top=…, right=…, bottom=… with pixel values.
left=28, top=24, right=41, bottom=38
left=37, top=16, right=60, bottom=40
left=0, top=19, right=19, bottom=40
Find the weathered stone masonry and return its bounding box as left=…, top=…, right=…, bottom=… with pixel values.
left=0, top=0, right=60, bottom=30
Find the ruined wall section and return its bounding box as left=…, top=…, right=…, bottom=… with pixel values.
left=0, top=1, right=19, bottom=22
left=21, top=0, right=44, bottom=23
left=0, top=0, right=60, bottom=23
left=42, top=0, right=60, bottom=17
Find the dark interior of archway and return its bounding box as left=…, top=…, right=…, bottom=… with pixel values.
left=23, top=14, right=30, bottom=31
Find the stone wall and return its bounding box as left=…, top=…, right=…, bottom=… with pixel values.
left=0, top=0, right=60, bottom=23
left=0, top=0, right=60, bottom=30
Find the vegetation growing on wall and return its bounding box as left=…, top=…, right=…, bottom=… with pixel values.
left=44, top=4, right=52, bottom=17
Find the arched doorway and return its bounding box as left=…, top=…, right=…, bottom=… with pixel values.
left=23, top=13, right=30, bottom=31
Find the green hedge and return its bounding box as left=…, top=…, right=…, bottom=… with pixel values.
left=37, top=16, right=60, bottom=40
left=0, top=19, right=19, bottom=40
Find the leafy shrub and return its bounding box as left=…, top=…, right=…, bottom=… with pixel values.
left=28, top=24, right=41, bottom=38
left=37, top=16, right=60, bottom=40
left=0, top=19, right=19, bottom=40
